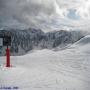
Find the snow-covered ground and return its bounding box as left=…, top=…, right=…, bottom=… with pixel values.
left=0, top=35, right=90, bottom=90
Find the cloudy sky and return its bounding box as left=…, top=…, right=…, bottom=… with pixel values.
left=0, top=0, right=90, bottom=31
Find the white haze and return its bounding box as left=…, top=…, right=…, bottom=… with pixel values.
left=0, top=0, right=90, bottom=31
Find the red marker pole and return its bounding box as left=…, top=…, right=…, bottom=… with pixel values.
left=6, top=46, right=10, bottom=67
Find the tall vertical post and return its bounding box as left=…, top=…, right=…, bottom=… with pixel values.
left=6, top=46, right=10, bottom=67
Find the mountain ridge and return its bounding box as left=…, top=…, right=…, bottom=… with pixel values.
left=0, top=28, right=84, bottom=56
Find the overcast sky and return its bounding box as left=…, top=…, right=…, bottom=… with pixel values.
left=0, top=0, right=90, bottom=31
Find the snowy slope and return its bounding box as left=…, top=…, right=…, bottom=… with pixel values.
left=70, top=35, right=90, bottom=53
left=0, top=35, right=90, bottom=90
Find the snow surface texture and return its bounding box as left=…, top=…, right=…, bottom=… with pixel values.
left=0, top=28, right=84, bottom=56
left=0, top=35, right=90, bottom=90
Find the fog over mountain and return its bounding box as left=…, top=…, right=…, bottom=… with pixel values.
left=0, top=0, right=90, bottom=55
left=0, top=0, right=90, bottom=54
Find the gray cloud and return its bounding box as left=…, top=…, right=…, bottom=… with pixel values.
left=0, top=0, right=56, bottom=29
left=0, top=0, right=90, bottom=31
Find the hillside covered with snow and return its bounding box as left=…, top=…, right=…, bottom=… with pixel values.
left=0, top=35, right=90, bottom=90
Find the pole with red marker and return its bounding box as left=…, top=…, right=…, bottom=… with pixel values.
left=6, top=46, right=10, bottom=67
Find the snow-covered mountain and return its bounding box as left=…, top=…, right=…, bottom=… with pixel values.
left=0, top=35, right=90, bottom=90
left=0, top=28, right=84, bottom=55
